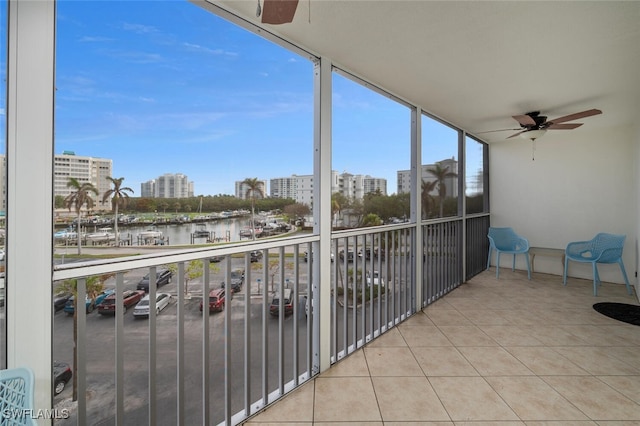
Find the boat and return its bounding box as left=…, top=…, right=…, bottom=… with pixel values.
left=86, top=227, right=116, bottom=243
left=239, top=227, right=263, bottom=238
left=54, top=228, right=77, bottom=239
left=193, top=224, right=210, bottom=238
left=138, top=228, right=163, bottom=239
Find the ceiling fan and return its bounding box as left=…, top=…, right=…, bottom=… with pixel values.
left=504, top=108, right=602, bottom=140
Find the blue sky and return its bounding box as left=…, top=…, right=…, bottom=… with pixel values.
left=1, top=1, right=480, bottom=197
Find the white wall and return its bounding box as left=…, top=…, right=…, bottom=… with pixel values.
left=490, top=125, right=637, bottom=285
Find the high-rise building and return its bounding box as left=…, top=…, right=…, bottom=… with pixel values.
left=141, top=173, right=194, bottom=198
left=53, top=151, right=113, bottom=209
left=397, top=157, right=458, bottom=197
left=270, top=171, right=386, bottom=206
left=235, top=180, right=267, bottom=200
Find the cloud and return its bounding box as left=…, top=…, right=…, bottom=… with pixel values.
left=182, top=42, right=238, bottom=57
left=121, top=22, right=159, bottom=35
left=78, top=36, right=115, bottom=43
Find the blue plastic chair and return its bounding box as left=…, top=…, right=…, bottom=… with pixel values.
left=487, top=227, right=531, bottom=279
left=0, top=367, right=36, bottom=425
left=563, top=233, right=632, bottom=296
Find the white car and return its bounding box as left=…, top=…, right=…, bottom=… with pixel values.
left=133, top=293, right=171, bottom=318
left=366, top=271, right=385, bottom=286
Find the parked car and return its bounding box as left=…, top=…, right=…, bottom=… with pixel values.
left=304, top=251, right=334, bottom=262
left=53, top=361, right=72, bottom=395
left=339, top=249, right=355, bottom=262
left=200, top=288, right=225, bottom=313
left=53, top=292, right=72, bottom=312
left=94, top=289, right=116, bottom=306
left=63, top=295, right=95, bottom=315
left=209, top=255, right=225, bottom=263
left=133, top=293, right=171, bottom=318
left=230, top=268, right=244, bottom=290
left=250, top=250, right=263, bottom=262
left=221, top=280, right=241, bottom=294
left=366, top=270, right=385, bottom=286
left=136, top=268, right=172, bottom=292
left=269, top=288, right=294, bottom=317
left=97, top=290, right=146, bottom=315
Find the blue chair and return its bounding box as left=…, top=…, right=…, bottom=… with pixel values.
left=0, top=367, right=36, bottom=425
left=563, top=233, right=632, bottom=296
left=487, top=227, right=531, bottom=279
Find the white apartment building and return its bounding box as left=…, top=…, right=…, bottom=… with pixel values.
left=235, top=179, right=267, bottom=200
left=53, top=151, right=113, bottom=210
left=0, top=155, right=5, bottom=214
left=397, top=157, right=458, bottom=197
left=271, top=171, right=386, bottom=207
left=141, top=173, right=194, bottom=198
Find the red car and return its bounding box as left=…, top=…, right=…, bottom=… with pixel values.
left=200, top=288, right=225, bottom=313
left=97, top=290, right=145, bottom=315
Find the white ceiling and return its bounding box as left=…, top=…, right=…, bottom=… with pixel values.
left=210, top=0, right=640, bottom=143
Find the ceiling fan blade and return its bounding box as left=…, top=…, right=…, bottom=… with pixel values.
left=547, top=123, right=583, bottom=130
left=546, top=109, right=602, bottom=125
left=507, top=130, right=527, bottom=139
left=261, top=0, right=299, bottom=24
left=512, top=114, right=536, bottom=126
left=476, top=128, right=521, bottom=134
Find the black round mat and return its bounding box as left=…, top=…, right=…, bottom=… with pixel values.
left=593, top=302, right=640, bottom=326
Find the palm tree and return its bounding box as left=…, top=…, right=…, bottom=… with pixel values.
left=242, top=178, right=264, bottom=241
left=102, top=177, right=133, bottom=247
left=421, top=179, right=437, bottom=219
left=426, top=163, right=457, bottom=217
left=64, top=178, right=98, bottom=255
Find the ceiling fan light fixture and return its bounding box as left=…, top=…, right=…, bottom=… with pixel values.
left=520, top=129, right=547, bottom=140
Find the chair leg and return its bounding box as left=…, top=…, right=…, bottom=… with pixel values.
left=592, top=263, right=598, bottom=296
left=487, top=248, right=492, bottom=271
left=524, top=253, right=531, bottom=280
left=618, top=260, right=633, bottom=295
left=512, top=254, right=516, bottom=272
left=496, top=252, right=501, bottom=278
left=563, top=259, right=569, bottom=286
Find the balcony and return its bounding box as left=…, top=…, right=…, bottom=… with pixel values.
left=245, top=269, right=640, bottom=424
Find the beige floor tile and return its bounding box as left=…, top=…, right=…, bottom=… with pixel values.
left=429, top=376, right=519, bottom=421
left=364, top=346, right=423, bottom=376
left=486, top=376, right=588, bottom=420
left=313, top=423, right=382, bottom=426
left=542, top=376, right=640, bottom=420
left=504, top=347, right=589, bottom=376
left=607, top=346, right=640, bottom=370
left=551, top=346, right=640, bottom=375
left=365, top=327, right=407, bottom=347
left=246, top=380, right=315, bottom=423
left=399, top=325, right=454, bottom=347
left=373, top=376, right=450, bottom=422
left=412, top=347, right=479, bottom=377
left=313, top=377, right=381, bottom=422
left=479, top=325, right=545, bottom=346
left=438, top=325, right=499, bottom=346
left=525, top=326, right=591, bottom=346
left=460, top=309, right=513, bottom=325
left=524, top=422, right=597, bottom=425
left=597, top=376, right=640, bottom=405
left=457, top=346, right=534, bottom=376
left=456, top=423, right=524, bottom=426
left=425, top=309, right=473, bottom=326
left=403, top=311, right=436, bottom=326
left=385, top=423, right=453, bottom=426
left=559, top=325, right=636, bottom=347
left=321, top=348, right=370, bottom=377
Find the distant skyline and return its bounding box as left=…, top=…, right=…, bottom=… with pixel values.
left=1, top=1, right=480, bottom=197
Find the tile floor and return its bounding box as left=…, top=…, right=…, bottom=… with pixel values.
left=244, top=269, right=640, bottom=425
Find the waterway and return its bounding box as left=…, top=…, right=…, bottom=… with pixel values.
left=79, top=217, right=254, bottom=246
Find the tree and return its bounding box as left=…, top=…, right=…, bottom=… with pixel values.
left=56, top=273, right=112, bottom=401
left=54, top=195, right=65, bottom=209
left=283, top=203, right=310, bottom=222
left=64, top=178, right=98, bottom=255
left=102, top=177, right=134, bottom=247
left=331, top=193, right=348, bottom=228
left=242, top=178, right=264, bottom=241
left=167, top=260, right=219, bottom=296
left=426, top=163, right=457, bottom=217
left=421, top=180, right=437, bottom=219
left=361, top=213, right=383, bottom=227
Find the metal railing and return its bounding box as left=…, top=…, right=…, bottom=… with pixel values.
left=52, top=216, right=489, bottom=425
